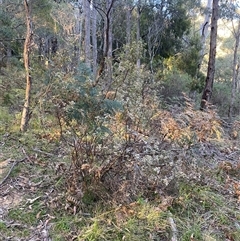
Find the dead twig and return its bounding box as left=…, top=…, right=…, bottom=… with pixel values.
left=22, top=147, right=33, bottom=163
left=0, top=158, right=26, bottom=186
left=32, top=148, right=54, bottom=157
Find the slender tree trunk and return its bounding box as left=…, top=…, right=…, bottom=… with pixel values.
left=20, top=0, right=33, bottom=132
left=105, top=0, right=113, bottom=90
left=73, top=1, right=83, bottom=65
left=91, top=0, right=98, bottom=80
left=198, top=0, right=212, bottom=71
left=200, top=0, right=219, bottom=110
left=84, top=0, right=91, bottom=68
left=136, top=4, right=141, bottom=69
left=229, top=19, right=240, bottom=120
left=107, top=0, right=113, bottom=59
left=126, top=5, right=132, bottom=46
left=95, top=0, right=115, bottom=85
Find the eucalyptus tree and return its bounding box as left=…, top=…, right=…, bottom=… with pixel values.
left=91, top=0, right=116, bottom=86
left=20, top=0, right=53, bottom=131
left=198, top=0, right=212, bottom=71
left=224, top=3, right=240, bottom=118
left=20, top=0, right=33, bottom=132
left=229, top=19, right=240, bottom=119
left=199, top=0, right=240, bottom=112
left=91, top=0, right=98, bottom=79
left=84, top=0, right=91, bottom=68
left=200, top=0, right=219, bottom=110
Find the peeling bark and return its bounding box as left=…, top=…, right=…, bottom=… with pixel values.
left=20, top=0, right=33, bottom=132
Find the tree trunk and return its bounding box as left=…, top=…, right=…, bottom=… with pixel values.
left=105, top=0, right=113, bottom=90
left=198, top=0, right=212, bottom=71
left=229, top=19, right=240, bottom=120
left=91, top=0, right=98, bottom=80
left=126, top=5, right=132, bottom=46
left=20, top=0, right=33, bottom=132
left=95, top=0, right=115, bottom=85
left=200, top=0, right=219, bottom=110
left=73, top=0, right=83, bottom=65
left=84, top=0, right=91, bottom=68
left=136, top=4, right=141, bottom=69
left=106, top=0, right=113, bottom=59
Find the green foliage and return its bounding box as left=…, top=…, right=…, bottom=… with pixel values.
left=2, top=1, right=240, bottom=240
left=0, top=11, right=14, bottom=39
left=8, top=200, right=45, bottom=226
left=158, top=34, right=205, bottom=95
left=38, top=62, right=122, bottom=137
left=0, top=107, right=12, bottom=132
left=181, top=224, right=203, bottom=241
left=212, top=81, right=240, bottom=116
left=175, top=35, right=203, bottom=76
left=0, top=2, right=25, bottom=59
left=157, top=67, right=193, bottom=101
left=64, top=64, right=122, bottom=130
left=76, top=203, right=169, bottom=241
left=152, top=1, right=191, bottom=58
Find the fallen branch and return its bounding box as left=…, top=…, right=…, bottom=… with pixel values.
left=0, top=158, right=26, bottom=186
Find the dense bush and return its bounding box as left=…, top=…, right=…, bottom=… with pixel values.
left=212, top=81, right=240, bottom=116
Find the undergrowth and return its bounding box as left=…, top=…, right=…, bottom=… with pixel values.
left=1, top=97, right=240, bottom=240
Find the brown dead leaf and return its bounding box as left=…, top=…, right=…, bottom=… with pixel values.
left=159, top=196, right=174, bottom=211
left=36, top=211, right=42, bottom=219
left=219, top=161, right=233, bottom=172
left=81, top=163, right=90, bottom=170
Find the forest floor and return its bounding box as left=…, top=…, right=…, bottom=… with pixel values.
left=1, top=127, right=240, bottom=241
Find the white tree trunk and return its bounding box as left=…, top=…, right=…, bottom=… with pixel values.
left=84, top=0, right=91, bottom=68
left=198, top=0, right=212, bottom=70
left=20, top=0, right=33, bottom=132
left=229, top=19, right=240, bottom=119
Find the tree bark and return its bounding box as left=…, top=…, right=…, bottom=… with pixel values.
left=198, top=0, right=212, bottom=71
left=84, top=0, right=91, bottom=68
left=200, top=0, right=219, bottom=110
left=73, top=0, right=83, bottom=65
left=95, top=0, right=115, bottom=85
left=229, top=19, right=240, bottom=120
left=20, top=0, right=33, bottom=132
left=91, top=0, right=98, bottom=80
left=126, top=4, right=132, bottom=46
left=136, top=3, right=141, bottom=69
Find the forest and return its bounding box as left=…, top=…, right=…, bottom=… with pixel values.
left=1, top=0, right=240, bottom=240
